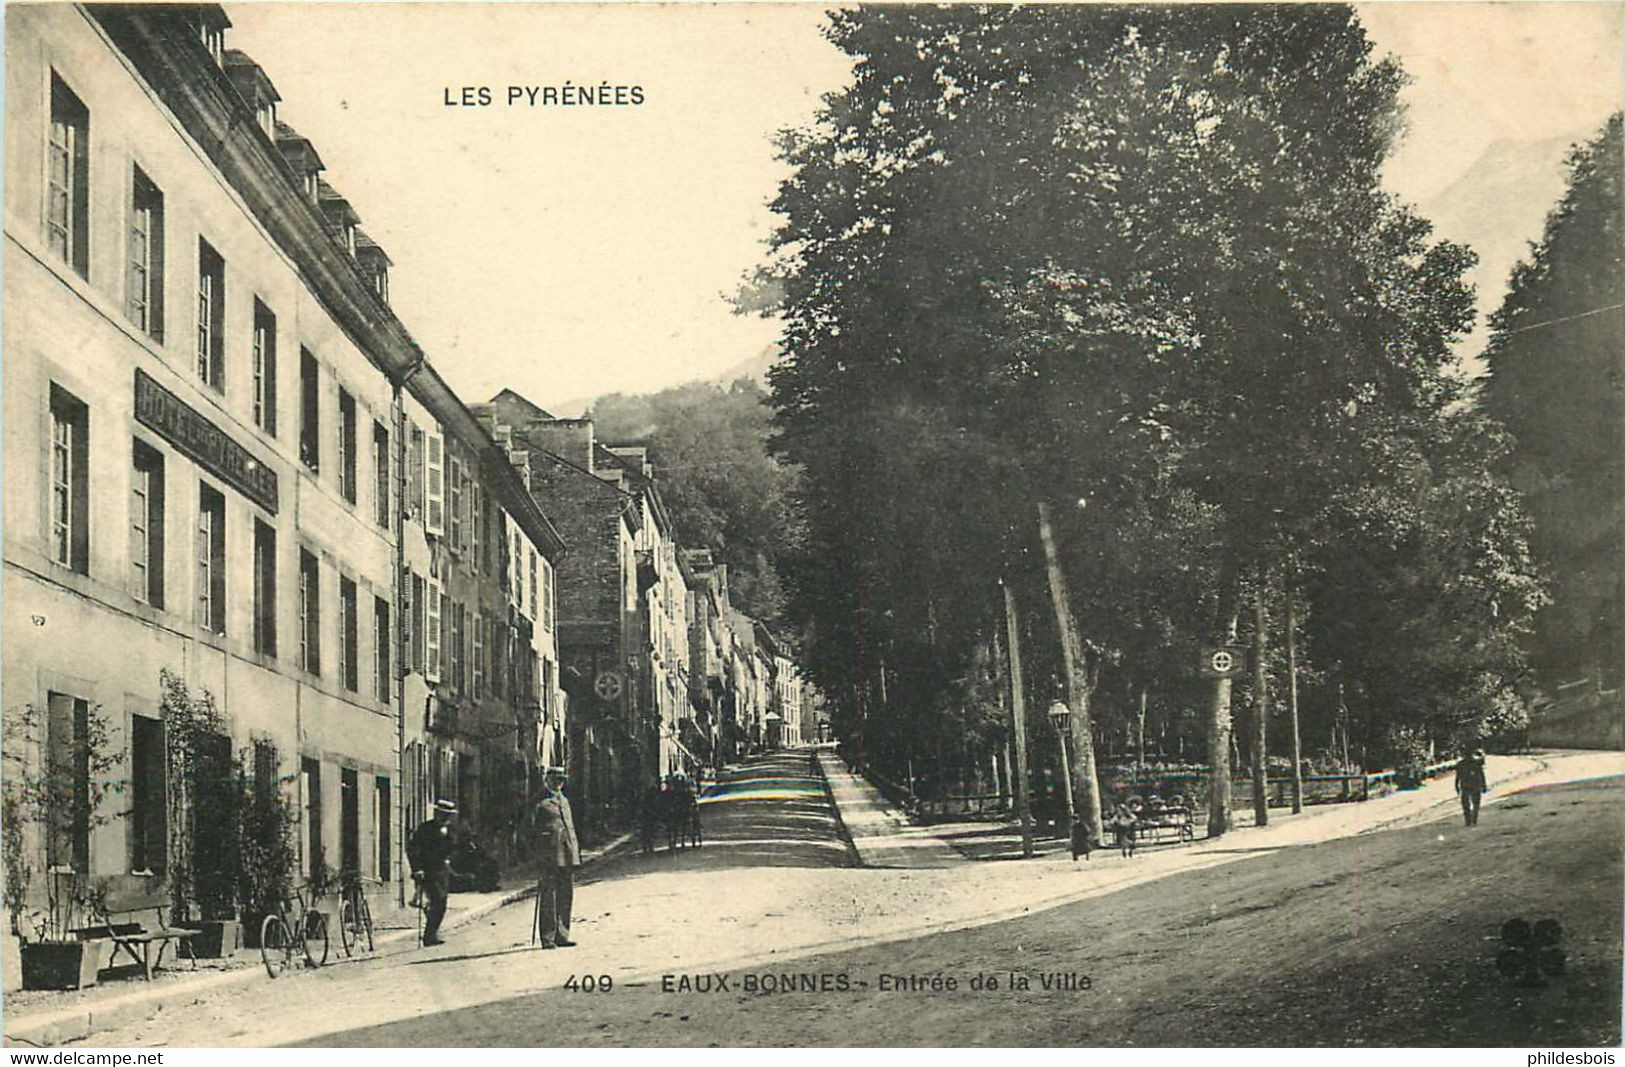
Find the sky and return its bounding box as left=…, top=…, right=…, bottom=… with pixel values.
left=223, top=2, right=1624, bottom=413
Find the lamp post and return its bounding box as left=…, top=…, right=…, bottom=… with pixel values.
left=1048, top=699, right=1077, bottom=829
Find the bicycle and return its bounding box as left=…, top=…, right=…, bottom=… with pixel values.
left=259, top=882, right=331, bottom=978
left=337, top=871, right=375, bottom=957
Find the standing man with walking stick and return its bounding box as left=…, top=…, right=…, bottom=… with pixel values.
left=534, top=766, right=581, bottom=948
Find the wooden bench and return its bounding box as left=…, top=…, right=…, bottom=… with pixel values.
left=73, top=892, right=200, bottom=981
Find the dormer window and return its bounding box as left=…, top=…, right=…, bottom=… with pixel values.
left=316, top=179, right=360, bottom=258
left=275, top=122, right=326, bottom=207
left=199, top=22, right=224, bottom=66
left=225, top=51, right=280, bottom=142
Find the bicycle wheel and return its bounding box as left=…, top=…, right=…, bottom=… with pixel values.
left=339, top=899, right=357, bottom=957
left=356, top=896, right=374, bottom=953
left=301, top=909, right=330, bottom=968
left=260, top=914, right=293, bottom=979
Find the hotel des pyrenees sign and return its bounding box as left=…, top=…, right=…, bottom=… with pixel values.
left=134, top=369, right=279, bottom=515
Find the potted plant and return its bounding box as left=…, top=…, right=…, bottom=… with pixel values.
left=158, top=671, right=241, bottom=957
left=2, top=702, right=124, bottom=990
left=234, top=747, right=294, bottom=949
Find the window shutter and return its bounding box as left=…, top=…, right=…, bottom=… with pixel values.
left=400, top=566, right=413, bottom=675
left=425, top=578, right=442, bottom=683
left=472, top=611, right=484, bottom=699
left=425, top=430, right=445, bottom=537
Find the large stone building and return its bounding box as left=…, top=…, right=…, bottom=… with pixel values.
left=1, top=4, right=564, bottom=933
left=483, top=392, right=712, bottom=834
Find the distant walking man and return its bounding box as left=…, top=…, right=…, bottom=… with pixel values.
left=534, top=766, right=581, bottom=948
left=1455, top=748, right=1488, bottom=826
left=407, top=798, right=458, bottom=945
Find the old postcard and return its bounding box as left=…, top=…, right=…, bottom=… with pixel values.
left=2, top=0, right=1621, bottom=1050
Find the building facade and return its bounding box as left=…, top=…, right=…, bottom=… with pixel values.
left=2, top=5, right=565, bottom=942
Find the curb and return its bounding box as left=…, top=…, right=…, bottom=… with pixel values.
left=809, top=748, right=864, bottom=868
left=2, top=830, right=638, bottom=1048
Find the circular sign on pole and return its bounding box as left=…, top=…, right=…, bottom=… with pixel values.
left=1200, top=646, right=1246, bottom=678
left=594, top=671, right=624, bottom=702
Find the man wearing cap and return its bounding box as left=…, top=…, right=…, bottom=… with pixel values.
left=408, top=798, right=458, bottom=945
left=534, top=767, right=580, bottom=948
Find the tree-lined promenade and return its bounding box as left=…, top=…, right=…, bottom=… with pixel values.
left=753, top=5, right=1621, bottom=840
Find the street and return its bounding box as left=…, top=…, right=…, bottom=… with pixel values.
left=59, top=749, right=1624, bottom=1048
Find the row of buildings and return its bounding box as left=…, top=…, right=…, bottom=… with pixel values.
left=1, top=3, right=819, bottom=931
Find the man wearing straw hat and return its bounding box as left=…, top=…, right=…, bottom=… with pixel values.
left=407, top=798, right=458, bottom=945
left=534, top=766, right=580, bottom=948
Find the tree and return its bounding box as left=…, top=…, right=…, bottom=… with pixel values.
left=1481, top=114, right=1624, bottom=689
left=590, top=380, right=799, bottom=624
left=758, top=4, right=1517, bottom=835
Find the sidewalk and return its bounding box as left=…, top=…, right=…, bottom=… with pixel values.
left=817, top=749, right=1578, bottom=867
left=813, top=749, right=966, bottom=867
left=2, top=831, right=634, bottom=1048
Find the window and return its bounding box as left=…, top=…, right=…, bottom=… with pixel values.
left=196, top=239, right=225, bottom=390
left=375, top=776, right=391, bottom=879
left=129, top=714, right=166, bottom=874
left=472, top=611, right=484, bottom=699
left=252, top=301, right=277, bottom=435
left=339, top=767, right=359, bottom=877
left=130, top=441, right=164, bottom=606
left=299, top=549, right=321, bottom=674
left=408, top=424, right=425, bottom=518
left=469, top=485, right=482, bottom=571
left=374, top=595, right=390, bottom=701
left=529, top=549, right=538, bottom=621
left=302, top=757, right=323, bottom=879
left=196, top=483, right=226, bottom=634
left=49, top=385, right=89, bottom=574
left=412, top=573, right=426, bottom=674
left=543, top=561, right=554, bottom=632
left=300, top=349, right=319, bottom=471
left=253, top=519, right=276, bottom=657
left=46, top=693, right=91, bottom=872
left=338, top=389, right=356, bottom=504
left=253, top=739, right=278, bottom=801
left=339, top=576, right=358, bottom=692
left=373, top=422, right=390, bottom=527
left=128, top=168, right=164, bottom=340
left=197, top=14, right=224, bottom=66
left=491, top=618, right=505, bottom=700
left=448, top=455, right=462, bottom=549
left=449, top=600, right=464, bottom=692
left=47, top=74, right=89, bottom=277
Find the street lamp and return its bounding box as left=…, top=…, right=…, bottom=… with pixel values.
left=1048, top=700, right=1077, bottom=828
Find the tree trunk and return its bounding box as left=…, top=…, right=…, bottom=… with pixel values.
left=1001, top=580, right=1034, bottom=859
left=1207, top=557, right=1240, bottom=838
left=1252, top=569, right=1270, bottom=828
left=1137, top=687, right=1148, bottom=782
left=1286, top=575, right=1304, bottom=815
left=1035, top=501, right=1104, bottom=843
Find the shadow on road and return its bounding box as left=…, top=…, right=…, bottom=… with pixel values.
left=580, top=752, right=857, bottom=881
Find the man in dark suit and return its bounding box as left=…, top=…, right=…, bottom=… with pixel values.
left=534, top=766, right=581, bottom=948
left=407, top=798, right=457, bottom=945
left=1455, top=748, right=1489, bottom=826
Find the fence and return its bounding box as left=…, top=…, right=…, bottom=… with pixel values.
left=860, top=760, right=1463, bottom=821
